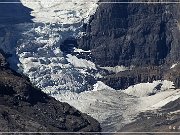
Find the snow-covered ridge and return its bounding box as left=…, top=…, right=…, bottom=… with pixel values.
left=20, top=0, right=99, bottom=23
left=93, top=81, right=114, bottom=91
left=123, top=80, right=175, bottom=97
left=123, top=80, right=180, bottom=111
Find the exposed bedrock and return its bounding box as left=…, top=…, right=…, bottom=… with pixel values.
left=0, top=51, right=101, bottom=133
left=78, top=0, right=180, bottom=89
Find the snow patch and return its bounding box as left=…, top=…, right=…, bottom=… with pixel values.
left=67, top=54, right=96, bottom=70
left=149, top=90, right=180, bottom=109
left=169, top=110, right=180, bottom=114
left=100, top=65, right=132, bottom=73
left=170, top=63, right=178, bottom=69
left=93, top=81, right=114, bottom=91
left=20, top=0, right=99, bottom=24
left=73, top=48, right=91, bottom=53
left=139, top=89, right=180, bottom=111
left=123, top=80, right=175, bottom=97
left=123, top=80, right=179, bottom=111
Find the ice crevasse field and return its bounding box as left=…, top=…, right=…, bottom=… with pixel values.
left=0, top=0, right=179, bottom=132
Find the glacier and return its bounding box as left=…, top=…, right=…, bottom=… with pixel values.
left=0, top=0, right=180, bottom=132
left=54, top=80, right=180, bottom=132
left=20, top=0, right=99, bottom=24
left=0, top=0, right=100, bottom=93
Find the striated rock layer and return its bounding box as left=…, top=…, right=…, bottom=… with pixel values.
left=78, top=0, right=180, bottom=89
left=79, top=0, right=180, bottom=67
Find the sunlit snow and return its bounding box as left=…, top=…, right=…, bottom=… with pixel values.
left=123, top=80, right=175, bottom=97
left=170, top=63, right=178, bottom=69
left=20, top=0, right=99, bottom=24
left=54, top=81, right=180, bottom=132
left=0, top=0, right=100, bottom=93
left=0, top=0, right=179, bottom=132
left=100, top=65, right=132, bottom=73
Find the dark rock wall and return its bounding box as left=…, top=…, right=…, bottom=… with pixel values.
left=0, top=51, right=101, bottom=132
left=78, top=0, right=180, bottom=67
left=101, top=66, right=163, bottom=89
left=78, top=0, right=180, bottom=89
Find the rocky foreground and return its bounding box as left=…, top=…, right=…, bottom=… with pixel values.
left=0, top=50, right=101, bottom=133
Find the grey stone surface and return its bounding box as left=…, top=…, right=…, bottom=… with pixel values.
left=0, top=52, right=101, bottom=133
left=78, top=0, right=180, bottom=67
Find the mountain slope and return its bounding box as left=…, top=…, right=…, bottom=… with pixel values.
left=0, top=51, right=101, bottom=132
left=78, top=0, right=180, bottom=90
left=119, top=98, right=180, bottom=134
left=0, top=0, right=179, bottom=133
left=79, top=0, right=180, bottom=67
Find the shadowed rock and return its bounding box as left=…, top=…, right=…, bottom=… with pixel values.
left=0, top=0, right=33, bottom=24
left=78, top=0, right=180, bottom=67
left=78, top=0, right=180, bottom=89
left=0, top=50, right=101, bottom=133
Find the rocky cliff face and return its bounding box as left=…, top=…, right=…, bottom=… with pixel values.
left=78, top=0, right=180, bottom=89
left=0, top=51, right=101, bottom=132
left=79, top=0, right=180, bottom=67
left=101, top=66, right=163, bottom=89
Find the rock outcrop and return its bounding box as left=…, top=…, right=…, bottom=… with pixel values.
left=79, top=0, right=180, bottom=67
left=101, top=66, right=163, bottom=89
left=78, top=0, right=180, bottom=89
left=0, top=51, right=101, bottom=133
